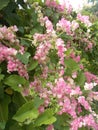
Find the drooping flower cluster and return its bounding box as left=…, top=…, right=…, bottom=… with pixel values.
left=45, top=0, right=72, bottom=13
left=71, top=114, right=98, bottom=130
left=34, top=41, right=51, bottom=63
left=56, top=18, right=71, bottom=35
left=77, top=13, right=92, bottom=27
left=0, top=25, right=19, bottom=44
left=0, top=26, right=28, bottom=79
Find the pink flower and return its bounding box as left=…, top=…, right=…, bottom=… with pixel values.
left=70, top=116, right=83, bottom=130
left=33, top=33, right=47, bottom=42
left=71, top=115, right=98, bottom=130
left=77, top=13, right=92, bottom=27
left=0, top=25, right=18, bottom=43
left=38, top=106, right=44, bottom=113
left=57, top=18, right=71, bottom=35
left=7, top=58, right=29, bottom=79
left=46, top=124, right=54, bottom=130
left=43, top=17, right=54, bottom=34
left=45, top=0, right=72, bottom=13
left=71, top=20, right=79, bottom=31
left=70, top=52, right=80, bottom=62
left=85, top=71, right=98, bottom=83
left=70, top=87, right=82, bottom=96
left=78, top=96, right=91, bottom=110
left=84, top=82, right=96, bottom=90
left=56, top=38, right=66, bottom=64
left=53, top=78, right=71, bottom=98
left=22, top=88, right=30, bottom=96
left=34, top=41, right=51, bottom=63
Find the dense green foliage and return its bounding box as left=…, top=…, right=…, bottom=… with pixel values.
left=0, top=0, right=98, bottom=130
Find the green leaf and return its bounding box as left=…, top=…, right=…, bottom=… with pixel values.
left=49, top=50, right=59, bottom=64
left=20, top=39, right=30, bottom=47
left=65, top=58, right=79, bottom=73
left=13, top=101, right=39, bottom=123
left=54, top=114, right=70, bottom=130
left=16, top=52, right=31, bottom=65
left=4, top=75, right=29, bottom=92
left=76, top=72, right=86, bottom=87
left=28, top=60, right=38, bottom=71
left=32, top=97, right=44, bottom=109
left=5, top=120, right=23, bottom=130
left=0, top=0, right=10, bottom=10
left=0, top=95, right=10, bottom=122
left=0, top=122, right=6, bottom=130
left=34, top=108, right=56, bottom=126
left=13, top=92, right=26, bottom=108
left=0, top=84, right=4, bottom=99
left=8, top=123, right=23, bottom=130
left=0, top=74, right=5, bottom=81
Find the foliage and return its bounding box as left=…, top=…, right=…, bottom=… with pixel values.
left=0, top=0, right=98, bottom=130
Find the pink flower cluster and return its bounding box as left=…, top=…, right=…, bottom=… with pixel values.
left=71, top=20, right=79, bottom=31
left=56, top=38, right=66, bottom=65
left=7, top=57, right=28, bottom=79
left=57, top=18, right=71, bottom=35
left=85, top=71, right=98, bottom=83
left=71, top=114, right=98, bottom=130
left=0, top=43, right=17, bottom=62
left=77, top=13, right=92, bottom=27
left=51, top=78, right=83, bottom=118
left=34, top=41, right=51, bottom=63
left=0, top=25, right=18, bottom=43
left=0, top=43, right=28, bottom=79
left=70, top=52, right=80, bottom=63
left=45, top=0, right=72, bottom=13
left=30, top=74, right=98, bottom=129
left=33, top=33, right=47, bottom=42
left=78, top=96, right=91, bottom=110
left=43, top=17, right=54, bottom=34
left=46, top=124, right=54, bottom=130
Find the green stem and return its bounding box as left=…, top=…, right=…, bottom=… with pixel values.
left=0, top=104, right=4, bottom=121
left=19, top=37, right=33, bottom=42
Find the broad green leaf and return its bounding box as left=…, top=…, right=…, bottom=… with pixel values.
left=13, top=101, right=39, bottom=123
left=76, top=72, right=86, bottom=87
left=0, top=0, right=10, bottom=10
left=20, top=39, right=30, bottom=47
left=26, top=123, right=46, bottom=130
left=54, top=114, right=70, bottom=130
left=64, top=58, right=79, bottom=73
left=0, top=122, right=6, bottom=130
left=0, top=84, right=4, bottom=99
left=0, top=95, right=10, bottom=122
left=49, top=50, right=59, bottom=64
left=18, top=27, right=24, bottom=34
left=12, top=92, right=26, bottom=108
left=28, top=60, right=38, bottom=71
left=34, top=108, right=56, bottom=126
left=5, top=120, right=23, bottom=130
left=4, top=75, right=29, bottom=92
left=9, top=123, right=23, bottom=130
left=16, top=52, right=31, bottom=65
left=0, top=74, right=5, bottom=81
left=32, top=97, right=44, bottom=109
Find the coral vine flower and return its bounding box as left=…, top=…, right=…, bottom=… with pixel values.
left=77, top=13, right=92, bottom=27
left=57, top=18, right=71, bottom=35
